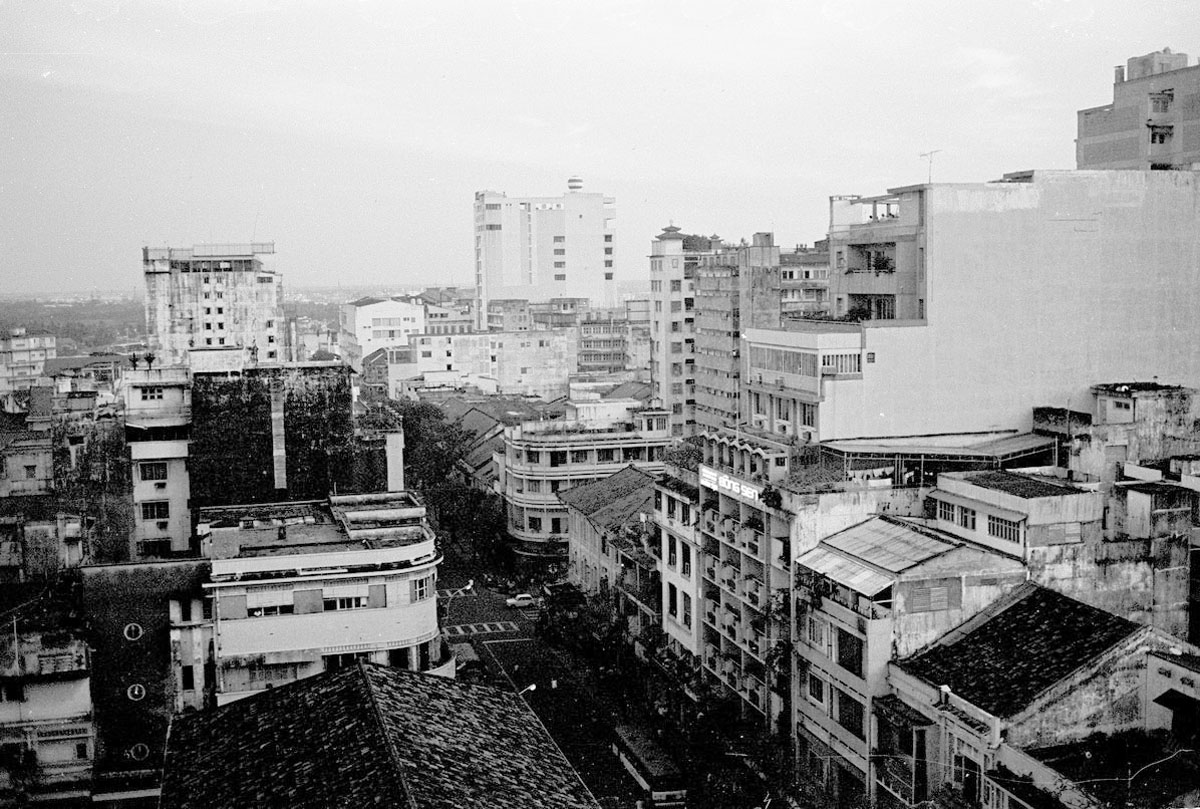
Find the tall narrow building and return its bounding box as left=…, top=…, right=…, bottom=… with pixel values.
left=143, top=243, right=285, bottom=366
left=474, top=178, right=616, bottom=323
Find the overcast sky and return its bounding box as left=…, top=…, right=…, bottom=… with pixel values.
left=0, top=1, right=1192, bottom=294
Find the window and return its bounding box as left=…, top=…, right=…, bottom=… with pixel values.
left=681, top=544, right=691, bottom=576
left=807, top=616, right=826, bottom=648
left=682, top=593, right=692, bottom=627
left=141, top=501, right=170, bottom=521
left=670, top=280, right=681, bottom=292
left=988, top=514, right=1021, bottom=543
left=181, top=665, right=195, bottom=691
left=937, top=499, right=955, bottom=522
left=323, top=596, right=366, bottom=611
left=836, top=627, right=864, bottom=678
left=604, top=234, right=613, bottom=242
left=528, top=517, right=543, bottom=533
left=1151, top=91, right=1173, bottom=113
left=668, top=536, right=677, bottom=567
left=553, top=249, right=566, bottom=255
left=835, top=688, right=865, bottom=739
left=554, top=274, right=566, bottom=281
left=668, top=583, right=678, bottom=617
left=24, top=465, right=36, bottom=479
left=604, top=272, right=613, bottom=280
left=1150, top=125, right=1173, bottom=145
left=553, top=235, right=565, bottom=243
left=604, top=260, right=613, bottom=268
left=140, top=462, right=168, bottom=481
left=554, top=262, right=566, bottom=268
left=597, top=448, right=615, bottom=462
left=140, top=386, right=164, bottom=401
left=410, top=576, right=432, bottom=601
left=909, top=584, right=951, bottom=612
left=807, top=673, right=825, bottom=705
left=957, top=505, right=976, bottom=530
left=1, top=683, right=26, bottom=702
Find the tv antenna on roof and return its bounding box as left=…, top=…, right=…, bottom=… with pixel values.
left=919, top=150, right=942, bottom=184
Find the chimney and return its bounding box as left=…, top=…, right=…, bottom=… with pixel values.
left=1114, top=64, right=1125, bottom=83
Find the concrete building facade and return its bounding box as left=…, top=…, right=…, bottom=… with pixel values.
left=199, top=493, right=451, bottom=705
left=142, top=243, right=284, bottom=366
left=1077, top=48, right=1200, bottom=170
left=497, top=399, right=670, bottom=568
left=338, top=296, right=426, bottom=369
left=0, top=329, right=56, bottom=395
left=474, top=178, right=616, bottom=321
left=749, top=171, right=1200, bottom=443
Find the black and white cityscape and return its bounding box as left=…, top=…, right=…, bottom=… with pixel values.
left=2, top=4, right=1200, bottom=808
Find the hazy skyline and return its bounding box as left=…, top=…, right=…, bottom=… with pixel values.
left=1, top=1, right=1193, bottom=293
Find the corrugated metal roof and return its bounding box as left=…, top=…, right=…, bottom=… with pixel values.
left=824, top=517, right=958, bottom=573
left=795, top=545, right=893, bottom=597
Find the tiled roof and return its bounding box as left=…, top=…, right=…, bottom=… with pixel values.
left=558, top=465, right=655, bottom=532
left=604, top=381, right=654, bottom=402
left=898, top=585, right=1140, bottom=717
left=962, top=471, right=1081, bottom=499
left=160, top=662, right=599, bottom=809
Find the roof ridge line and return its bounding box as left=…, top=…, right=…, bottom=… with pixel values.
left=355, top=662, right=420, bottom=809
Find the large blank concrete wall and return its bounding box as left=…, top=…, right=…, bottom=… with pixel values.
left=822, top=171, right=1200, bottom=440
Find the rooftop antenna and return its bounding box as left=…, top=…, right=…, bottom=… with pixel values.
left=919, top=150, right=942, bottom=184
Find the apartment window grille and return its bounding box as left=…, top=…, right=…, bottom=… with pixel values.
left=937, top=499, right=954, bottom=522
left=987, top=514, right=1021, bottom=543
left=139, top=462, right=168, bottom=481
left=140, top=501, right=170, bottom=521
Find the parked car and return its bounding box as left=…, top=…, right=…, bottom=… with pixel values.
left=506, top=593, right=538, bottom=609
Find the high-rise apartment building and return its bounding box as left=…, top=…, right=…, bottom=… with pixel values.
left=474, top=178, right=616, bottom=323
left=1077, top=47, right=1200, bottom=170
left=142, top=243, right=284, bottom=366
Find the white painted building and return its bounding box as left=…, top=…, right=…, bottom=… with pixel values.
left=389, top=328, right=578, bottom=401
left=123, top=367, right=192, bottom=558
left=748, top=170, right=1200, bottom=443
left=474, top=178, right=616, bottom=321
left=339, top=295, right=427, bottom=368
left=199, top=493, right=451, bottom=705
left=0, top=328, right=56, bottom=395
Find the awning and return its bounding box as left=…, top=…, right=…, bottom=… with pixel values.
left=929, top=490, right=1026, bottom=524
left=1153, top=688, right=1200, bottom=711
left=874, top=694, right=934, bottom=727
left=795, top=545, right=891, bottom=597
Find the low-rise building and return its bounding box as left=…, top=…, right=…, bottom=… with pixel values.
left=391, top=329, right=579, bottom=401
left=198, top=492, right=450, bottom=705
left=792, top=516, right=1026, bottom=807
left=159, top=662, right=600, bottom=809
left=885, top=585, right=1200, bottom=809
left=0, top=582, right=93, bottom=803
left=560, top=465, right=656, bottom=598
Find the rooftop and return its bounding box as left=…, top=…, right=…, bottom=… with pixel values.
left=960, top=471, right=1082, bottom=499
left=899, top=584, right=1141, bottom=717
left=559, top=465, right=656, bottom=533
left=159, top=662, right=599, bottom=809
left=1093, top=382, right=1188, bottom=395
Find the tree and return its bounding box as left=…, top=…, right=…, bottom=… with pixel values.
left=390, top=400, right=472, bottom=490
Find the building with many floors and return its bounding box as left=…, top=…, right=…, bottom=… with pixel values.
left=197, top=492, right=451, bottom=705
left=745, top=170, right=1200, bottom=443
left=474, top=178, right=616, bottom=321
left=496, top=398, right=670, bottom=571
left=0, top=329, right=56, bottom=396
left=338, top=295, right=427, bottom=369
left=142, top=243, right=285, bottom=366
left=1077, top=47, right=1200, bottom=170
left=124, top=366, right=193, bottom=558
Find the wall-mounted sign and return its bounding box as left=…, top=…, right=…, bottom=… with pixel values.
left=699, top=465, right=761, bottom=505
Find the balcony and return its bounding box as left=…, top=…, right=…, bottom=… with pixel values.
left=875, top=755, right=916, bottom=806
